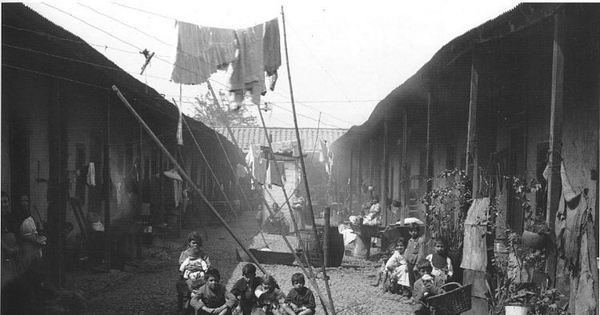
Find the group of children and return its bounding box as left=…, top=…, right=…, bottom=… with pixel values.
left=177, top=231, right=316, bottom=315
left=373, top=223, right=453, bottom=314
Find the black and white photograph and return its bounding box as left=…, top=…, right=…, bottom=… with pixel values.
left=1, top=2, right=598, bottom=314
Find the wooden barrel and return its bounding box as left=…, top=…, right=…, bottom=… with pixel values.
left=298, top=227, right=344, bottom=267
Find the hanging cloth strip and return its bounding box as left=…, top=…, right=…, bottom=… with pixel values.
left=263, top=18, right=281, bottom=91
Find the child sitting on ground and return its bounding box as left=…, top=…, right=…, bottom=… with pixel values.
left=282, top=273, right=315, bottom=315
left=371, top=250, right=392, bottom=290
left=231, top=263, right=264, bottom=315
left=253, top=274, right=286, bottom=315
left=190, top=268, right=237, bottom=315
left=405, top=223, right=425, bottom=287
left=425, top=237, right=453, bottom=283
left=385, top=237, right=411, bottom=298
left=405, top=259, right=444, bottom=315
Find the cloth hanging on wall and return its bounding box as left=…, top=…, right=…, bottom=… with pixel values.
left=87, top=162, right=95, bottom=187
left=461, top=197, right=489, bottom=272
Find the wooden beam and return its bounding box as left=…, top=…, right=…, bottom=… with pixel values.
left=382, top=118, right=389, bottom=226
left=466, top=56, right=480, bottom=198
left=47, top=79, right=68, bottom=286
left=104, top=91, right=112, bottom=269
left=401, top=107, right=409, bottom=226
left=545, top=9, right=565, bottom=288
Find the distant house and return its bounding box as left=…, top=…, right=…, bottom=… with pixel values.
left=217, top=126, right=347, bottom=226
left=2, top=3, right=244, bottom=284
left=332, top=3, right=598, bottom=314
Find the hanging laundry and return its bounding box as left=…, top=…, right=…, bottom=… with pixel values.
left=177, top=102, right=183, bottom=146
left=268, top=160, right=285, bottom=187
left=263, top=18, right=281, bottom=91
left=174, top=179, right=183, bottom=206
left=171, top=21, right=237, bottom=85
left=461, top=197, right=489, bottom=272
left=87, top=162, right=96, bottom=187
left=551, top=161, right=585, bottom=268
left=164, top=168, right=183, bottom=181
left=230, top=23, right=266, bottom=105
left=254, top=158, right=268, bottom=184
left=236, top=164, right=248, bottom=179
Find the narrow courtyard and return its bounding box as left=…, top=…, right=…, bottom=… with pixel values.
left=66, top=210, right=414, bottom=315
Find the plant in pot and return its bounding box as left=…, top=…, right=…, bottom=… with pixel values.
left=490, top=229, right=565, bottom=315
left=510, top=176, right=551, bottom=249
left=420, top=168, right=472, bottom=273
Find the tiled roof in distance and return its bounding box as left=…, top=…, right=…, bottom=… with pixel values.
left=216, top=127, right=348, bottom=153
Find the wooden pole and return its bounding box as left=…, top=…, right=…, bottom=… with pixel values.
left=382, top=118, right=389, bottom=226
left=324, top=206, right=330, bottom=268
left=281, top=6, right=336, bottom=315
left=104, top=90, right=112, bottom=269
left=400, top=107, right=408, bottom=226
left=466, top=57, right=480, bottom=198
left=545, top=9, right=565, bottom=287
left=112, top=86, right=268, bottom=274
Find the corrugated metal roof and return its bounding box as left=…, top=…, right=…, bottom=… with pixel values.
left=216, top=127, right=347, bottom=152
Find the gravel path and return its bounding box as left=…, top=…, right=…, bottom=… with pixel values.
left=65, top=210, right=414, bottom=315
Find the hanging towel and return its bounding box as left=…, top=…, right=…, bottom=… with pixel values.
left=171, top=22, right=237, bottom=85
left=87, top=162, right=96, bottom=187
left=461, top=197, right=489, bottom=272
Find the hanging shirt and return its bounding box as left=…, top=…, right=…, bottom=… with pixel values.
left=230, top=23, right=266, bottom=105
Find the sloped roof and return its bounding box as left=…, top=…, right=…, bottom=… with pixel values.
left=333, top=3, right=565, bottom=148
left=2, top=3, right=242, bottom=163
left=215, top=127, right=347, bottom=152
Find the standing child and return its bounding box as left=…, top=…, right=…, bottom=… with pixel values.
left=282, top=273, right=315, bottom=315
left=231, top=263, right=264, bottom=315
left=385, top=237, right=411, bottom=298
left=404, top=223, right=425, bottom=287
left=405, top=259, right=444, bottom=315
left=253, top=274, right=286, bottom=315
left=425, top=237, right=453, bottom=283
left=191, top=268, right=237, bottom=315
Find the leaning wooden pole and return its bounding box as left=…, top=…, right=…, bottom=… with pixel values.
left=281, top=6, right=336, bottom=315
left=112, top=85, right=267, bottom=274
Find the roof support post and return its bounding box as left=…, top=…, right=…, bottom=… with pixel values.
left=466, top=54, right=480, bottom=198
left=545, top=9, right=565, bottom=288
left=400, top=107, right=409, bottom=226
left=382, top=117, right=389, bottom=226
left=47, top=79, right=68, bottom=287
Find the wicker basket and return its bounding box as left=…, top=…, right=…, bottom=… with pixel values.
left=425, top=282, right=472, bottom=315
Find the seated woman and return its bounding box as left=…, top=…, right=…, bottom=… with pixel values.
left=190, top=268, right=236, bottom=315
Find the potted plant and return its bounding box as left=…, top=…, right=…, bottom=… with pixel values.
left=490, top=229, right=566, bottom=315
left=510, top=176, right=551, bottom=249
